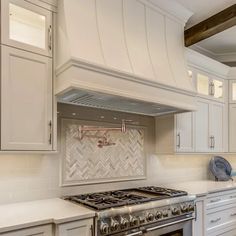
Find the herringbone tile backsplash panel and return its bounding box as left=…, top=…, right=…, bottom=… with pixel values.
left=61, top=119, right=146, bottom=186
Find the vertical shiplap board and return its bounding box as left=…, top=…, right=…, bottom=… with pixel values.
left=165, top=18, right=193, bottom=91
left=64, top=0, right=104, bottom=65
left=145, top=7, right=176, bottom=87
left=96, top=0, right=132, bottom=72
left=123, top=0, right=155, bottom=79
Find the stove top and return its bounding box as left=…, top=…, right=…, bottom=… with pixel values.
left=65, top=186, right=188, bottom=210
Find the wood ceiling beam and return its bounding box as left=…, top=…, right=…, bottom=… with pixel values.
left=185, top=4, right=236, bottom=47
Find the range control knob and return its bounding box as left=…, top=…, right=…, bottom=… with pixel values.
left=181, top=205, right=188, bottom=213
left=129, top=215, right=138, bottom=227
left=110, top=218, right=119, bottom=232
left=146, top=213, right=155, bottom=222
left=162, top=210, right=169, bottom=218
left=120, top=217, right=129, bottom=229
left=188, top=204, right=195, bottom=212
left=172, top=207, right=180, bottom=216
left=138, top=216, right=146, bottom=224
left=100, top=222, right=109, bottom=235
left=155, top=211, right=163, bottom=220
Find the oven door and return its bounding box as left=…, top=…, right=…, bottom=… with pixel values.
left=124, top=217, right=193, bottom=236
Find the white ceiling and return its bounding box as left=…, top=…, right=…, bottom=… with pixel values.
left=175, top=0, right=236, bottom=28
left=196, top=26, right=236, bottom=54
left=175, top=0, right=236, bottom=65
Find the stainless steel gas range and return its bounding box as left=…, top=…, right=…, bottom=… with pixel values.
left=65, top=186, right=196, bottom=236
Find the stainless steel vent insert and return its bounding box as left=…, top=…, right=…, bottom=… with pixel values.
left=57, top=89, right=182, bottom=116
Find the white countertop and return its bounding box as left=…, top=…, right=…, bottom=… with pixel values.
left=2, top=181, right=236, bottom=233
left=165, top=180, right=236, bottom=197
left=0, top=198, right=95, bottom=233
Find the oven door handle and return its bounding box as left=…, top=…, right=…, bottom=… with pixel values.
left=145, top=216, right=195, bottom=233
left=126, top=231, right=143, bottom=236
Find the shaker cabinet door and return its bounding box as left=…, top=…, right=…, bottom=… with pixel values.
left=175, top=112, right=194, bottom=152
left=209, top=103, right=224, bottom=152
left=56, top=219, right=93, bottom=236
left=1, top=45, right=53, bottom=151
left=195, top=99, right=210, bottom=152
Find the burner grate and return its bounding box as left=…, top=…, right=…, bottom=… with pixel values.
left=66, top=190, right=151, bottom=210
left=138, top=186, right=187, bottom=197
left=65, top=186, right=188, bottom=211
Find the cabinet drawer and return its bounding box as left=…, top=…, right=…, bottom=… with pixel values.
left=208, top=227, right=236, bottom=236
left=206, top=205, right=236, bottom=233
left=206, top=191, right=236, bottom=209
left=0, top=224, right=53, bottom=236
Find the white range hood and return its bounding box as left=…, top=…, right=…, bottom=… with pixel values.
left=56, top=0, right=196, bottom=116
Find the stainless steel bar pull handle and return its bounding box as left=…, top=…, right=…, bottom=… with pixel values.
left=126, top=231, right=143, bottom=236
left=48, top=25, right=52, bottom=51
left=210, top=217, right=221, bottom=223
left=49, top=120, right=52, bottom=145
left=212, top=136, right=215, bottom=149
left=209, top=82, right=215, bottom=96
left=210, top=198, right=221, bottom=203
left=177, top=133, right=181, bottom=148
left=210, top=136, right=213, bottom=148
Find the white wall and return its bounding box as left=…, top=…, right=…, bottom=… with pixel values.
left=1, top=152, right=236, bottom=205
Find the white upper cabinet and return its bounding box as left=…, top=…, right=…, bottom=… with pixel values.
left=176, top=112, right=194, bottom=152
left=1, top=46, right=53, bottom=151
left=1, top=0, right=52, bottom=57
left=229, top=104, right=236, bottom=152
left=195, top=99, right=224, bottom=153
left=209, top=102, right=224, bottom=152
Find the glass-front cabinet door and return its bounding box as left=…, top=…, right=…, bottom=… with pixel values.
left=197, top=73, right=210, bottom=96
left=229, top=80, right=236, bottom=103
left=1, top=0, right=52, bottom=57
left=196, top=72, right=224, bottom=101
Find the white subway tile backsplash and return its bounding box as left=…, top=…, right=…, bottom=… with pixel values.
left=0, top=152, right=236, bottom=205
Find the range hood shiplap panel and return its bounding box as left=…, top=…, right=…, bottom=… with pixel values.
left=61, top=0, right=104, bottom=66
left=166, top=18, right=193, bottom=91
left=146, top=7, right=176, bottom=87
left=123, top=0, right=155, bottom=79
left=96, top=0, right=132, bottom=72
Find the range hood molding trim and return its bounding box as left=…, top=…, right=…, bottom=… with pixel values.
left=56, top=57, right=197, bottom=97
left=140, top=0, right=193, bottom=24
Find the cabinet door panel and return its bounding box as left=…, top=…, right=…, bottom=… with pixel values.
left=195, top=100, right=210, bottom=152
left=176, top=112, right=194, bottom=152
left=0, top=225, right=52, bottom=236
left=229, top=105, right=236, bottom=152
left=210, top=103, right=224, bottom=152
left=1, top=46, right=52, bottom=150
left=56, top=219, right=93, bottom=236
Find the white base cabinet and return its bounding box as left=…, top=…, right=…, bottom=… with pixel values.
left=0, top=225, right=53, bottom=236
left=193, top=197, right=205, bottom=236
left=55, top=219, right=94, bottom=236
left=1, top=45, right=53, bottom=151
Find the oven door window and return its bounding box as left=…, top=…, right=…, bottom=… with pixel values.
left=161, top=230, right=183, bottom=236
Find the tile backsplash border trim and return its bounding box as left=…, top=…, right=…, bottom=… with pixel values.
left=60, top=118, right=147, bottom=186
